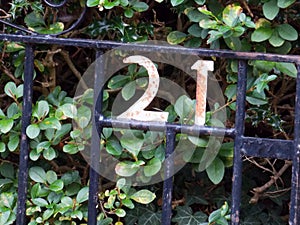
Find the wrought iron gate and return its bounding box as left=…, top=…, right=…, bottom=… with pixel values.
left=0, top=5, right=300, bottom=225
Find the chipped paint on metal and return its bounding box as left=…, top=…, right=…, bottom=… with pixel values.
left=191, top=60, right=214, bottom=126
left=117, top=55, right=169, bottom=122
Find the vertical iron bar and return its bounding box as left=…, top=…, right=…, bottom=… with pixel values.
left=161, top=127, right=176, bottom=225
left=289, top=63, right=300, bottom=225
left=16, top=44, right=35, bottom=225
left=88, top=50, right=104, bottom=225
left=231, top=60, right=247, bottom=225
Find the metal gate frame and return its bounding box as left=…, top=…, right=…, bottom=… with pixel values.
left=0, top=14, right=300, bottom=225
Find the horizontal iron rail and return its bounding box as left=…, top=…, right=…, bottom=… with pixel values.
left=0, top=34, right=299, bottom=63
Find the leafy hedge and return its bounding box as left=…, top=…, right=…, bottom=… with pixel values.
left=0, top=0, right=299, bottom=224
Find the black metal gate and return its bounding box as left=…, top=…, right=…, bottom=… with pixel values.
left=0, top=7, right=300, bottom=225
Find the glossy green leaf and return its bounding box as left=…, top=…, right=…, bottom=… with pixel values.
left=106, top=138, right=123, bottom=156
left=33, top=101, right=49, bottom=119
left=49, top=180, right=64, bottom=192
left=8, top=134, right=19, bottom=152
left=130, top=189, right=156, bottom=204
left=43, top=208, right=54, bottom=221
left=120, top=132, right=144, bottom=157
left=26, top=124, right=40, bottom=139
left=24, top=12, right=45, bottom=28
left=43, top=147, right=56, bottom=161
left=0, top=142, right=5, bottom=152
left=171, top=0, right=184, bottom=6
left=199, top=18, right=217, bottom=29
left=222, top=4, right=242, bottom=27
left=268, top=29, right=285, bottom=47
left=115, top=161, right=140, bottom=177
left=63, top=144, right=80, bottom=154
left=251, top=27, right=273, bottom=42
left=275, top=62, right=297, bottom=78
left=108, top=75, right=131, bottom=89
left=32, top=197, right=48, bottom=207
left=144, top=158, right=161, bottom=177
left=277, top=24, right=298, bottom=41
left=122, top=81, right=136, bottom=101
left=277, top=0, right=296, bottom=8
left=115, top=208, right=126, bottom=217
left=29, top=166, right=47, bottom=183
left=206, top=157, right=225, bottom=184
left=76, top=186, right=89, bottom=203
left=132, top=2, right=149, bottom=12
left=263, top=0, right=279, bottom=20
left=167, top=31, right=187, bottom=45
left=39, top=118, right=61, bottom=130
left=86, top=0, right=99, bottom=7
left=0, top=119, right=14, bottom=134
left=56, top=103, right=77, bottom=119
left=46, top=170, right=57, bottom=184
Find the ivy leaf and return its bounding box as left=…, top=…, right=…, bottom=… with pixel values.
left=263, top=0, right=279, bottom=20
left=24, top=12, right=45, bottom=28
left=206, top=157, right=225, bottom=184
left=172, top=206, right=207, bottom=225
left=167, top=31, right=187, bottom=45
left=130, top=189, right=156, bottom=204
left=139, top=208, right=161, bottom=225
left=29, top=166, right=47, bottom=183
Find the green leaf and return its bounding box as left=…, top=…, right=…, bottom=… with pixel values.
left=43, top=208, right=54, bottom=221
left=56, top=103, right=77, bottom=119
left=268, top=29, right=285, bottom=47
left=36, top=141, right=51, bottom=154
left=4, top=82, right=17, bottom=99
left=174, top=95, right=195, bottom=121
left=32, top=198, right=48, bottom=207
left=251, top=27, right=273, bottom=42
left=167, top=31, right=187, bottom=45
left=185, top=8, right=206, bottom=23
left=26, top=124, right=40, bottom=139
left=222, top=4, right=242, bottom=27
left=0, top=142, right=5, bottom=153
left=0, top=163, right=14, bottom=179
left=144, top=158, right=162, bottom=177
left=76, top=186, right=89, bottom=203
left=171, top=0, right=184, bottom=6
left=115, top=161, right=140, bottom=177
left=199, top=19, right=217, bottom=29
left=120, top=132, right=144, bottom=157
left=225, top=84, right=236, bottom=100
left=277, top=24, right=298, bottom=41
left=0, top=119, right=14, bottom=134
left=8, top=134, right=19, bottom=152
left=33, top=100, right=49, bottom=119
left=132, top=2, right=149, bottom=12
left=188, top=136, right=208, bottom=147
left=49, top=180, right=64, bottom=192
left=115, top=208, right=126, bottom=217
left=277, top=0, right=296, bottom=8
left=246, top=95, right=268, bottom=105
left=29, top=166, right=47, bottom=183
left=263, top=0, right=279, bottom=20
left=43, top=147, right=56, bottom=161
left=106, top=138, right=123, bottom=156
left=172, top=206, right=207, bottom=225
left=46, top=170, right=57, bottom=184
left=206, top=157, right=225, bottom=184
left=30, top=149, right=41, bottom=161
left=194, top=0, right=205, bottom=4
left=63, top=144, right=80, bottom=154
left=275, top=62, right=297, bottom=78
left=130, top=189, right=156, bottom=204
left=24, top=12, right=45, bottom=28
left=125, top=8, right=134, bottom=18
left=108, top=75, right=131, bottom=89
left=188, top=24, right=202, bottom=37
left=122, top=81, right=136, bottom=101
left=39, top=117, right=61, bottom=130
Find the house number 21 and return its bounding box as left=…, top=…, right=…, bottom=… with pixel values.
left=117, top=55, right=214, bottom=126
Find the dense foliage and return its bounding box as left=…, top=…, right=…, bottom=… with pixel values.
left=0, top=0, right=299, bottom=224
